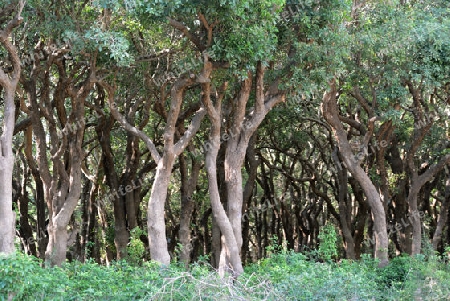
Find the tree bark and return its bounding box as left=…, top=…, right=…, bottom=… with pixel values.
left=202, top=77, right=244, bottom=277
left=100, top=68, right=206, bottom=265
left=331, top=148, right=356, bottom=259
left=0, top=2, right=23, bottom=254
left=95, top=111, right=129, bottom=260
left=179, top=151, right=201, bottom=267
left=322, top=79, right=389, bottom=267
left=432, top=171, right=450, bottom=250
left=223, top=62, right=285, bottom=269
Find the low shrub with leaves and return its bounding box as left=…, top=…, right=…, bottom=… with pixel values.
left=1, top=251, right=450, bottom=300
left=317, top=224, right=338, bottom=262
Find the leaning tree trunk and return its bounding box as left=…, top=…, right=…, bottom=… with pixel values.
left=322, top=79, right=389, bottom=267
left=0, top=2, right=23, bottom=254
left=201, top=74, right=244, bottom=277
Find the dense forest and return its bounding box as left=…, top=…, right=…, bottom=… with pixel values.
left=1, top=0, right=450, bottom=299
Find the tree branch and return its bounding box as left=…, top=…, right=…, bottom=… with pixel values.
left=98, top=80, right=162, bottom=163
left=168, top=18, right=205, bottom=52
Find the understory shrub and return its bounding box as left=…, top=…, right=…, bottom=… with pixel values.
left=1, top=251, right=449, bottom=300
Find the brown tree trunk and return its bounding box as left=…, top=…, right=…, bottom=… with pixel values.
left=96, top=112, right=129, bottom=260
left=23, top=126, right=47, bottom=258
left=322, top=79, right=389, bottom=267
left=201, top=74, right=244, bottom=276
left=179, top=151, right=201, bottom=267
left=241, top=135, right=258, bottom=263
left=14, top=175, right=37, bottom=256
left=432, top=172, right=450, bottom=250
left=331, top=148, right=356, bottom=259
left=100, top=68, right=206, bottom=264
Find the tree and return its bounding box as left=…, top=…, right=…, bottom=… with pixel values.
left=0, top=0, right=24, bottom=254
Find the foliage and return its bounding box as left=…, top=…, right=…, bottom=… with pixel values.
left=2, top=251, right=450, bottom=300
left=318, top=223, right=338, bottom=262
left=127, top=227, right=147, bottom=266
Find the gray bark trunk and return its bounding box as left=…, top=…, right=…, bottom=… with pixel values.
left=147, top=157, right=174, bottom=265
left=0, top=3, right=24, bottom=255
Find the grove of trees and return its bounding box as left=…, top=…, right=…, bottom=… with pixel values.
left=1, top=0, right=450, bottom=280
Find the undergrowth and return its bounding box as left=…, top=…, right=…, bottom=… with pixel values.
left=1, top=251, right=449, bottom=300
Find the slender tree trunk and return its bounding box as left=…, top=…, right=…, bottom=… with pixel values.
left=96, top=112, right=129, bottom=260
left=207, top=144, right=244, bottom=276
left=147, top=157, right=174, bottom=265
left=0, top=2, right=23, bottom=255
left=179, top=152, right=201, bottom=267
left=0, top=153, right=15, bottom=253
left=432, top=173, right=450, bottom=250
left=407, top=191, right=421, bottom=255
left=24, top=127, right=47, bottom=258
left=241, top=137, right=258, bottom=263
left=322, top=79, right=389, bottom=267
left=201, top=72, right=244, bottom=276
left=17, top=185, right=37, bottom=256
left=100, top=69, right=206, bottom=265
left=85, top=177, right=99, bottom=261
left=332, top=148, right=356, bottom=259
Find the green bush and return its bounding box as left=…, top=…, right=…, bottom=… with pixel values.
left=317, top=224, right=338, bottom=262
left=1, top=251, right=450, bottom=300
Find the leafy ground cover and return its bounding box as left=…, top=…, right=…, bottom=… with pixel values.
left=1, top=251, right=449, bottom=300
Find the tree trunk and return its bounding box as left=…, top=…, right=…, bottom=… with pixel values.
left=432, top=172, right=450, bottom=250
left=201, top=74, right=244, bottom=276
left=331, top=148, right=356, bottom=259
left=45, top=221, right=69, bottom=266
left=96, top=113, right=130, bottom=260
left=16, top=178, right=37, bottom=256
left=206, top=136, right=244, bottom=276
left=147, top=157, right=174, bottom=265
left=406, top=154, right=450, bottom=255
left=322, top=79, right=389, bottom=267
left=179, top=152, right=201, bottom=267
left=0, top=155, right=15, bottom=254
left=224, top=149, right=246, bottom=252
left=0, top=3, right=23, bottom=255
left=100, top=70, right=206, bottom=265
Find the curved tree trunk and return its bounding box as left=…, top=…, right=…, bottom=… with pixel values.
left=322, top=79, right=389, bottom=267
left=201, top=75, right=244, bottom=276
left=100, top=69, right=206, bottom=265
